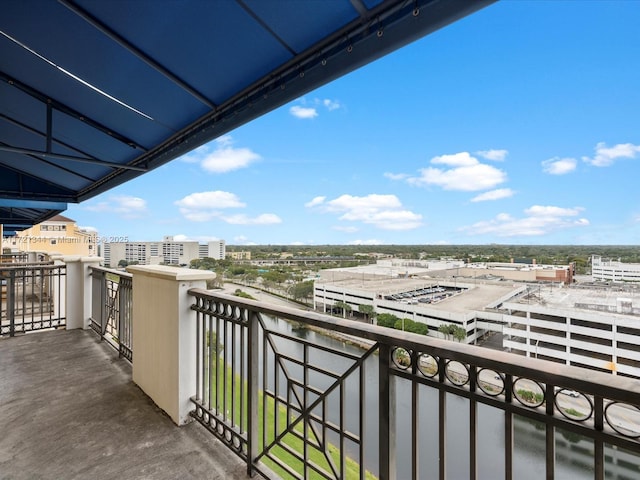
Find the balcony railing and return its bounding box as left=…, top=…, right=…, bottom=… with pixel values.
left=0, top=252, right=29, bottom=264
left=0, top=263, right=66, bottom=337
left=3, top=260, right=639, bottom=479
left=90, top=266, right=133, bottom=362
left=188, top=288, right=640, bottom=480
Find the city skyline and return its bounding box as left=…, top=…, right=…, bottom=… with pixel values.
left=65, top=1, right=640, bottom=246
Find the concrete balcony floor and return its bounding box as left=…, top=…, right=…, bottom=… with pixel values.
left=0, top=329, right=246, bottom=480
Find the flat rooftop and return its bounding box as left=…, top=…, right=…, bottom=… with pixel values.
left=318, top=264, right=640, bottom=316
left=518, top=282, right=640, bottom=311
left=317, top=269, right=522, bottom=314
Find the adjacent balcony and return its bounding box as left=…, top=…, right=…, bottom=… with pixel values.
left=1, top=257, right=640, bottom=479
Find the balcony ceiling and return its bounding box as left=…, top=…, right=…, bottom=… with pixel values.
left=0, top=0, right=494, bottom=231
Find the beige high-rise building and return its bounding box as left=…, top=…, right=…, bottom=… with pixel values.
left=4, top=215, right=97, bottom=257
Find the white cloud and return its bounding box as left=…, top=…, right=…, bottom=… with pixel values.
left=525, top=205, right=583, bottom=217
left=233, top=236, right=258, bottom=245
left=582, top=142, right=640, bottom=167
left=175, top=191, right=245, bottom=222
left=461, top=205, right=589, bottom=237
left=289, top=97, right=342, bottom=119
left=542, top=157, right=577, bottom=175
left=78, top=225, right=98, bottom=232
left=470, top=188, right=515, bottom=202
left=221, top=214, right=282, bottom=225
left=180, top=144, right=208, bottom=163
left=347, top=239, right=384, bottom=245
left=290, top=105, right=318, bottom=119
left=323, top=99, right=341, bottom=111
left=216, top=134, right=233, bottom=147
left=476, top=149, right=508, bottom=161
left=341, top=209, right=423, bottom=231
left=406, top=152, right=507, bottom=191
left=85, top=195, right=147, bottom=219
left=332, top=225, right=359, bottom=233
left=312, top=193, right=422, bottom=231
left=325, top=194, right=402, bottom=212
left=175, top=191, right=281, bottom=225
left=410, top=165, right=506, bottom=191
left=431, top=152, right=479, bottom=167
left=384, top=172, right=409, bottom=181
left=305, top=196, right=326, bottom=208
left=176, top=191, right=245, bottom=209
left=180, top=135, right=261, bottom=173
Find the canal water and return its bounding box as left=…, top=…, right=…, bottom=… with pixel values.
left=241, top=315, right=638, bottom=479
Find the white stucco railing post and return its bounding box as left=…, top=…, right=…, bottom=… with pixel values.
left=127, top=265, right=216, bottom=426
left=63, top=256, right=102, bottom=330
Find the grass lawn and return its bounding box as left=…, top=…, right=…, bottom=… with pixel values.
left=205, top=354, right=376, bottom=480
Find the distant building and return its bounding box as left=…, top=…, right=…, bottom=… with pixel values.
left=591, top=255, right=640, bottom=282
left=314, top=260, right=640, bottom=380
left=4, top=215, right=97, bottom=257
left=454, top=261, right=574, bottom=285
left=227, top=250, right=251, bottom=260
left=104, top=237, right=225, bottom=267
left=502, top=290, right=640, bottom=379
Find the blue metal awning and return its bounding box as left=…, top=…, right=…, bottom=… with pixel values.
left=1, top=0, right=495, bottom=230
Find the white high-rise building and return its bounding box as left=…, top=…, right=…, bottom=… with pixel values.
left=104, top=237, right=225, bottom=267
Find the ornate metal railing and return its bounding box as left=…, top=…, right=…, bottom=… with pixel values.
left=0, top=264, right=66, bottom=336
left=90, top=266, right=133, bottom=362
left=189, top=289, right=640, bottom=480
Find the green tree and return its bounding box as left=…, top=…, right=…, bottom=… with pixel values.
left=358, top=304, right=376, bottom=323
left=438, top=324, right=452, bottom=340
left=333, top=301, right=352, bottom=317
left=190, top=257, right=218, bottom=270
left=377, top=313, right=399, bottom=328
left=230, top=266, right=246, bottom=275
left=263, top=270, right=288, bottom=286
left=290, top=281, right=314, bottom=301
left=452, top=325, right=467, bottom=342
left=438, top=323, right=466, bottom=342
left=405, top=320, right=428, bottom=335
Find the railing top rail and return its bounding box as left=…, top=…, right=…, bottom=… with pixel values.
left=188, top=287, right=640, bottom=405
left=0, top=262, right=60, bottom=270
left=89, top=265, right=134, bottom=279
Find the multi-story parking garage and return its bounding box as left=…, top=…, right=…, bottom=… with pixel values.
left=314, top=262, right=640, bottom=379
left=501, top=286, right=640, bottom=378
left=592, top=255, right=640, bottom=283
left=313, top=263, right=524, bottom=345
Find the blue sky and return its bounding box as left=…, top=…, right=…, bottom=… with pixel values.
left=66, top=1, right=640, bottom=246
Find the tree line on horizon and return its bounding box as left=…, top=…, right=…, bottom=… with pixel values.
left=224, top=244, right=640, bottom=275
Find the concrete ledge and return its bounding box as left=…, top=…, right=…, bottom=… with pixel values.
left=59, top=255, right=104, bottom=264
left=127, top=264, right=216, bottom=282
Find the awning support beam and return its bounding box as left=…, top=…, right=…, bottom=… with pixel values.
left=59, top=0, right=217, bottom=110
left=0, top=145, right=148, bottom=172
